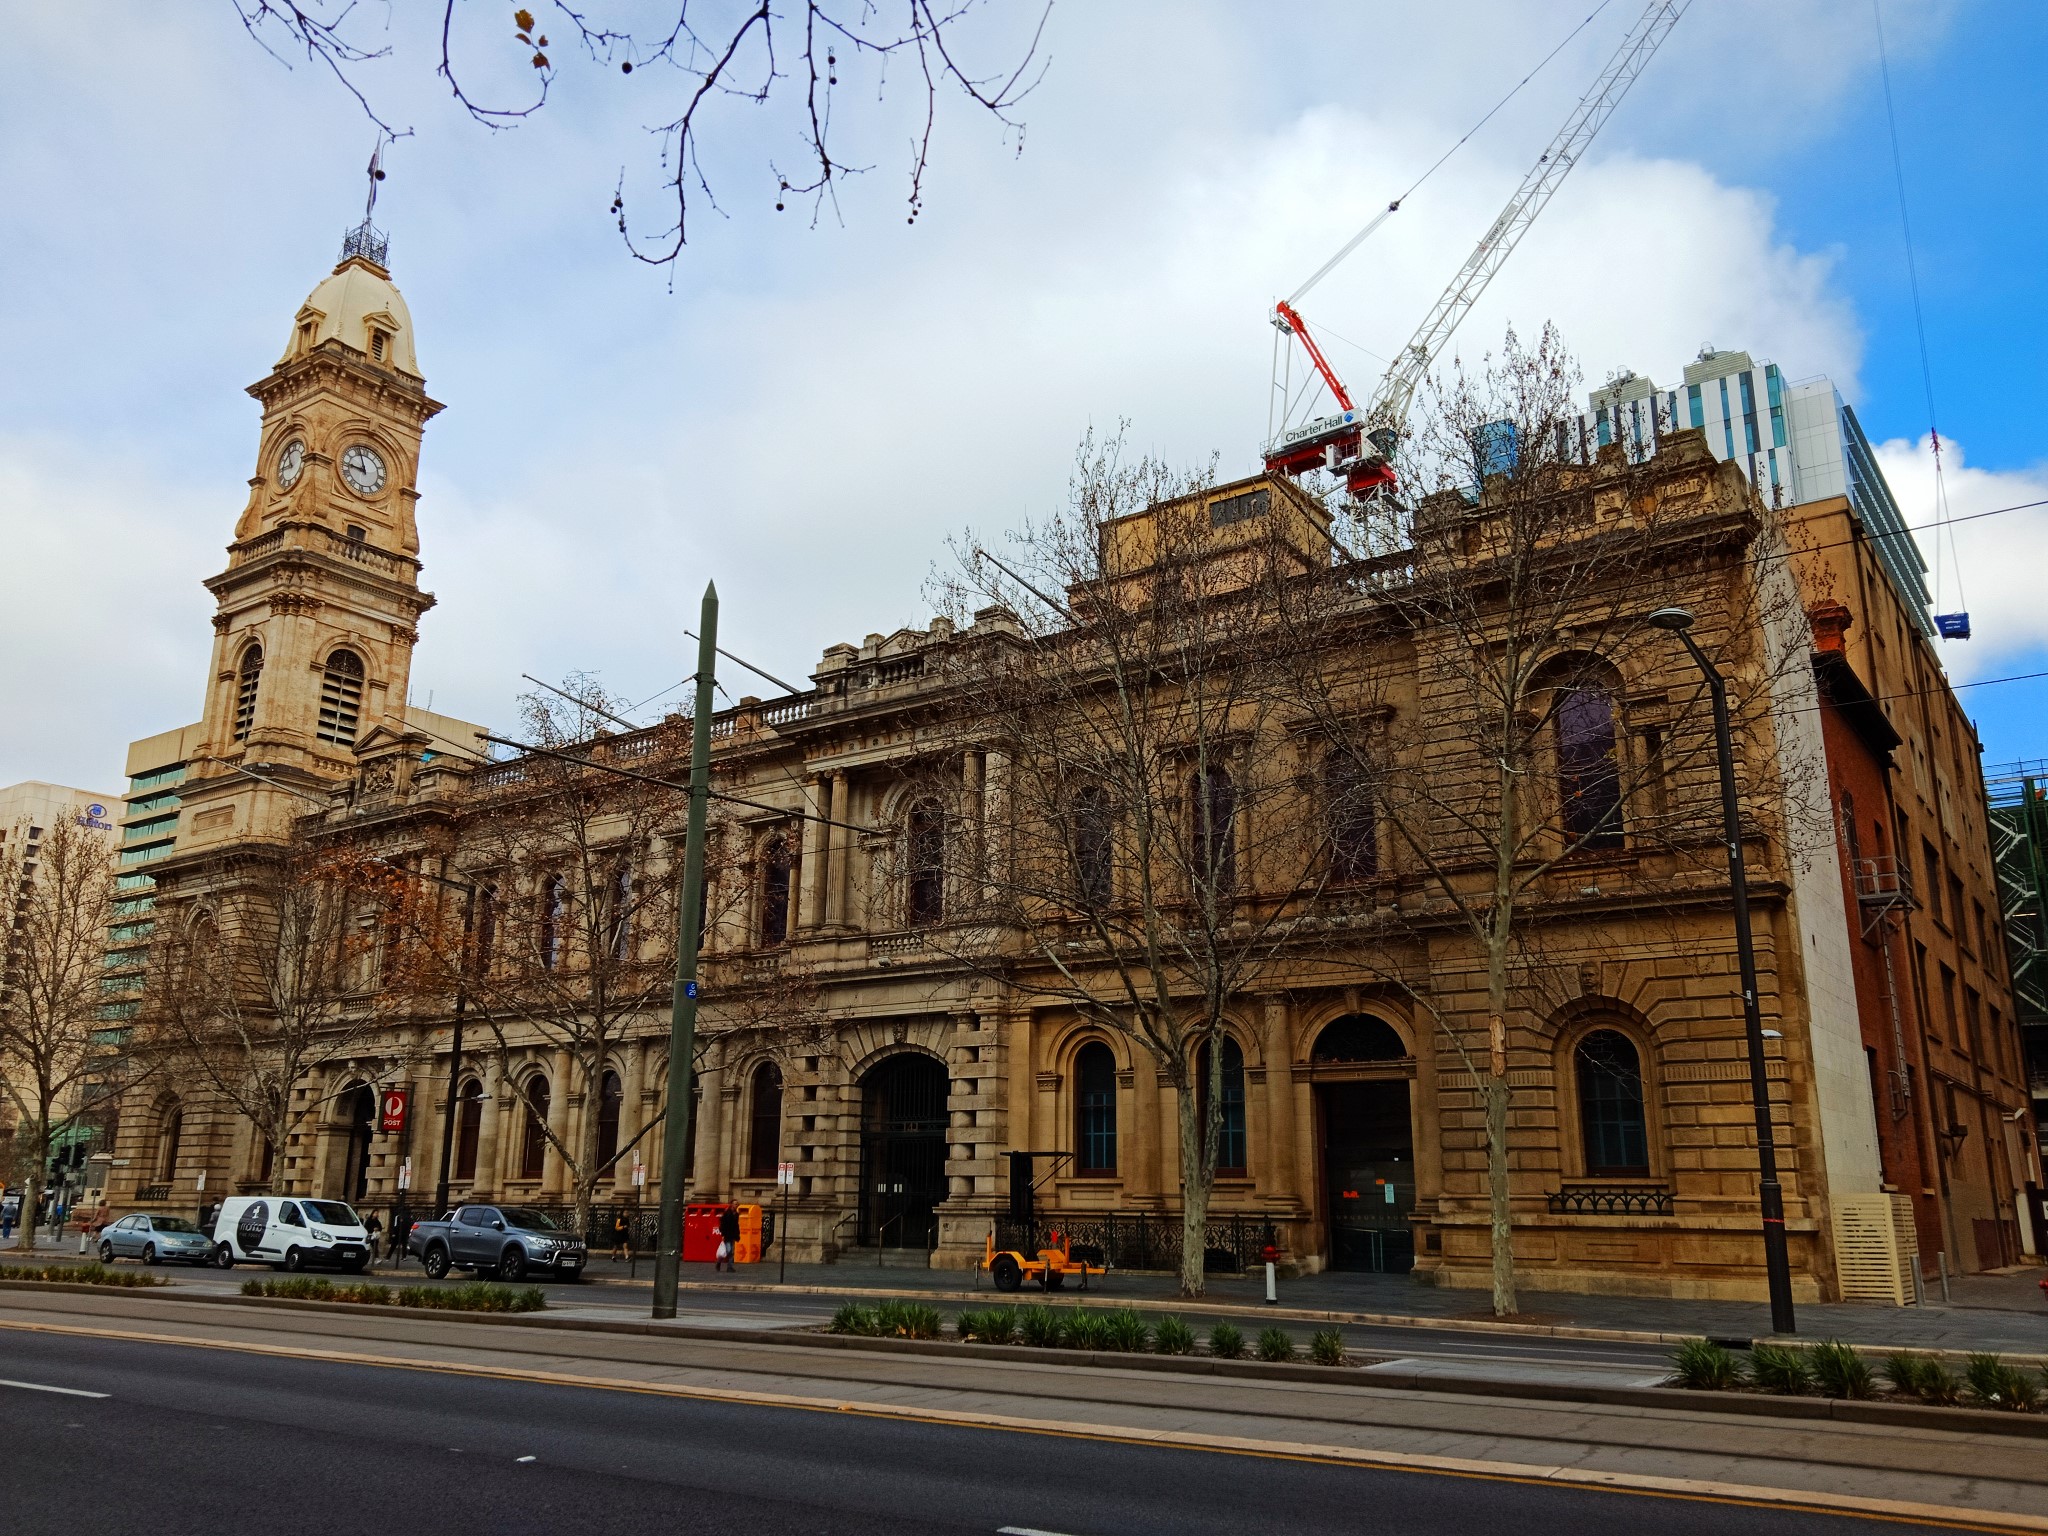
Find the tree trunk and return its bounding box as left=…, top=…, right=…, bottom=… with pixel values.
left=18, top=1161, right=44, bottom=1256
left=1484, top=1074, right=1515, bottom=1317
left=1175, top=1082, right=1209, bottom=1298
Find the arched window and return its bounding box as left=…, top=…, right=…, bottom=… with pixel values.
left=1189, top=766, right=1236, bottom=894
left=156, top=1104, right=184, bottom=1183
left=605, top=860, right=634, bottom=962
left=453, top=1078, right=483, bottom=1181
left=906, top=799, right=946, bottom=927
left=1557, top=682, right=1623, bottom=849
left=759, top=834, right=797, bottom=946
left=233, top=645, right=264, bottom=742
left=747, top=1062, right=783, bottom=1178
left=1075, top=1042, right=1118, bottom=1175
left=473, top=883, right=498, bottom=975
left=595, top=1070, right=623, bottom=1175
left=316, top=649, right=366, bottom=746
left=1311, top=1014, right=1406, bottom=1062
left=1195, top=1038, right=1247, bottom=1177
left=519, top=1075, right=550, bottom=1180
left=1576, top=1030, right=1650, bottom=1177
left=1072, top=786, right=1115, bottom=910
left=538, top=875, right=566, bottom=971
left=1325, top=752, right=1378, bottom=884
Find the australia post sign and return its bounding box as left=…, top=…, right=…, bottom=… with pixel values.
left=380, top=1086, right=409, bottom=1136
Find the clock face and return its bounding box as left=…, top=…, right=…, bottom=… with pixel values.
left=275, top=439, right=305, bottom=489
left=340, top=443, right=388, bottom=496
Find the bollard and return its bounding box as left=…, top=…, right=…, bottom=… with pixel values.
left=1937, top=1250, right=1951, bottom=1303
left=1265, top=1261, right=1277, bottom=1304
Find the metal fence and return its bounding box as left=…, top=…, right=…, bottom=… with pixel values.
left=994, top=1211, right=1278, bottom=1274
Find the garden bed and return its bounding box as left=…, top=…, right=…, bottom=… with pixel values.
left=1670, top=1337, right=2047, bottom=1415
left=0, top=1262, right=168, bottom=1289
left=827, top=1300, right=1354, bottom=1366
left=240, top=1277, right=547, bottom=1313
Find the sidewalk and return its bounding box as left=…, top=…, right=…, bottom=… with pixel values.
left=14, top=1230, right=2042, bottom=1354
left=565, top=1253, right=2048, bottom=1353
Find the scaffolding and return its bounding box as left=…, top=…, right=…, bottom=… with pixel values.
left=1985, top=762, right=2048, bottom=1098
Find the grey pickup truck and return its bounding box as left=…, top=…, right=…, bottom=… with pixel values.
left=406, top=1204, right=587, bottom=1282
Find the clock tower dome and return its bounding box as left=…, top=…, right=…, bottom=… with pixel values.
left=177, top=218, right=446, bottom=852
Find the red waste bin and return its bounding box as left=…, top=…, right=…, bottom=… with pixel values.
left=682, top=1202, right=726, bottom=1263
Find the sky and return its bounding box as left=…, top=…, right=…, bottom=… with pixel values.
left=3, top=0, right=2044, bottom=794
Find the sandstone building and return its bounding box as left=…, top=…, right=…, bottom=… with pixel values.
left=101, top=227, right=2040, bottom=1301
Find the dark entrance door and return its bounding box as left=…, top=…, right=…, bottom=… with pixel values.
left=340, top=1084, right=376, bottom=1203
left=858, top=1054, right=947, bottom=1247
left=1319, top=1080, right=1414, bottom=1272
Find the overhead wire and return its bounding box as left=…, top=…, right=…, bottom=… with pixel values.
left=1873, top=0, right=1963, bottom=624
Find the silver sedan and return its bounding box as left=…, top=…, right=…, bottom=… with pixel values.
left=99, top=1213, right=213, bottom=1266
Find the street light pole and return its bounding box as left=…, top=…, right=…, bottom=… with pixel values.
left=653, top=582, right=719, bottom=1320
left=432, top=879, right=477, bottom=1221
left=1647, top=607, right=1797, bottom=1335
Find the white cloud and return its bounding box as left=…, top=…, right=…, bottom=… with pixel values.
left=0, top=0, right=1982, bottom=787
left=1872, top=434, right=2048, bottom=680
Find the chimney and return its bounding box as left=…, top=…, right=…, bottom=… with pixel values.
left=1808, top=600, right=1853, bottom=654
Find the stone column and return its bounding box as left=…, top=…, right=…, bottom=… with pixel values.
left=696, top=1041, right=728, bottom=1198
left=543, top=1049, right=572, bottom=1196
left=798, top=773, right=829, bottom=929
left=1262, top=997, right=1299, bottom=1204
left=982, top=751, right=1011, bottom=899
left=826, top=769, right=852, bottom=926
left=470, top=1056, right=503, bottom=1200
left=614, top=1037, right=647, bottom=1197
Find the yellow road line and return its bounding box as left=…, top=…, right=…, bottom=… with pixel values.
left=6, top=1314, right=2042, bottom=1534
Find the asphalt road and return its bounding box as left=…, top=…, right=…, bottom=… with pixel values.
left=0, top=1329, right=1979, bottom=1536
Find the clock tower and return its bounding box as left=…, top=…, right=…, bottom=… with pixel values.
left=176, top=216, right=445, bottom=852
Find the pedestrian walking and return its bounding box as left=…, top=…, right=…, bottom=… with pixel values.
left=715, top=1203, right=741, bottom=1272
left=609, top=1212, right=629, bottom=1262
left=363, top=1211, right=383, bottom=1261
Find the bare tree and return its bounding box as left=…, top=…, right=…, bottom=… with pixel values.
left=451, top=679, right=695, bottom=1242
left=229, top=0, right=1050, bottom=269
left=0, top=821, right=122, bottom=1252
left=916, top=435, right=1336, bottom=1296
left=1283, top=325, right=1815, bottom=1316
left=138, top=833, right=433, bottom=1195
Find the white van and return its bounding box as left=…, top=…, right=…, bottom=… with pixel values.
left=210, top=1195, right=372, bottom=1272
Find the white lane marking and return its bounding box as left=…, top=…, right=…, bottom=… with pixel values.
left=516, top=1455, right=536, bottom=1463
left=998, top=1528, right=1085, bottom=1536
left=0, top=1379, right=108, bottom=1399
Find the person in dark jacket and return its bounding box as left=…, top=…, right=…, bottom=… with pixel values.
left=715, top=1204, right=741, bottom=1271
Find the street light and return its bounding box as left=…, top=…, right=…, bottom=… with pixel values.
left=1646, top=605, right=1797, bottom=1335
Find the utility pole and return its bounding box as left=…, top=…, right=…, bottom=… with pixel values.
left=653, top=583, right=718, bottom=1320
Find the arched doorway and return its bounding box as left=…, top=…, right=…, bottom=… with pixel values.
left=1311, top=1015, right=1415, bottom=1273
left=339, top=1083, right=377, bottom=1204
left=858, top=1053, right=947, bottom=1248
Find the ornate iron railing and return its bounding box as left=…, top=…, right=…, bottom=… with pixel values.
left=995, top=1211, right=1279, bottom=1274
left=1545, top=1185, right=1673, bottom=1216
left=133, top=1183, right=172, bottom=1203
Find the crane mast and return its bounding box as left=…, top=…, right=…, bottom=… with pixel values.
left=1263, top=0, right=1687, bottom=498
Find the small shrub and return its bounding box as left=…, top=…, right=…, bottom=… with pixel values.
left=1310, top=1329, right=1347, bottom=1367
left=1881, top=1352, right=1928, bottom=1398
left=1965, top=1353, right=2040, bottom=1412
left=1101, top=1308, right=1150, bottom=1353
left=242, top=1276, right=390, bottom=1305
left=0, top=1262, right=167, bottom=1289
left=1153, top=1316, right=1195, bottom=1355
left=1916, top=1360, right=1964, bottom=1406
left=1063, top=1308, right=1110, bottom=1351
left=1670, top=1338, right=1741, bottom=1392
left=1208, top=1321, right=1244, bottom=1360
left=1256, top=1327, right=1295, bottom=1363
left=1747, top=1342, right=1812, bottom=1395
left=1018, top=1304, right=1062, bottom=1349
left=874, top=1300, right=941, bottom=1340
left=829, top=1302, right=878, bottom=1336
left=956, top=1308, right=1018, bottom=1345
left=1810, top=1340, right=1874, bottom=1400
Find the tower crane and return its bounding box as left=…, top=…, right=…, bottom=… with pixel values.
left=1263, top=0, right=1687, bottom=500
